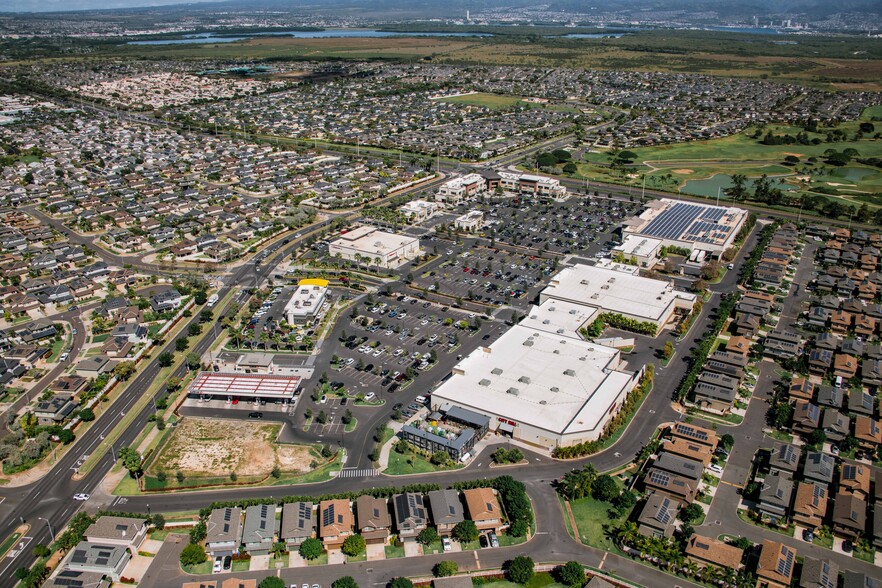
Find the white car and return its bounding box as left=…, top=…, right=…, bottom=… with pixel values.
left=73, top=493, right=90, bottom=501
left=364, top=392, right=376, bottom=401
left=59, top=352, right=69, bottom=362
left=213, top=557, right=223, bottom=574
left=708, top=464, right=724, bottom=474
left=442, top=537, right=452, bottom=552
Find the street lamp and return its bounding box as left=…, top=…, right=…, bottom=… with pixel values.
left=38, top=517, right=55, bottom=543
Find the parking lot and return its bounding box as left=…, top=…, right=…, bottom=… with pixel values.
left=447, top=195, right=641, bottom=256
left=410, top=241, right=554, bottom=310
left=325, top=293, right=507, bottom=411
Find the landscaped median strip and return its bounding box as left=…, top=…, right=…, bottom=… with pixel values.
left=76, top=287, right=238, bottom=477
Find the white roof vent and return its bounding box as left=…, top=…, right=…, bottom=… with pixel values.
left=550, top=386, right=560, bottom=392
left=518, top=376, right=531, bottom=384
left=491, top=368, right=503, bottom=375
left=506, top=387, right=519, bottom=396
left=563, top=369, right=576, bottom=376
left=539, top=400, right=547, bottom=405
left=479, top=379, right=491, bottom=387
left=523, top=339, right=534, bottom=347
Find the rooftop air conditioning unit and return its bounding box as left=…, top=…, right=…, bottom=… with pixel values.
left=479, top=379, right=491, bottom=387
left=518, top=376, right=531, bottom=384
left=506, top=387, right=519, bottom=396
left=491, top=367, right=503, bottom=375
left=563, top=369, right=576, bottom=376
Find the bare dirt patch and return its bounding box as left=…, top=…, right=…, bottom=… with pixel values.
left=148, top=418, right=311, bottom=477
left=672, top=169, right=694, bottom=174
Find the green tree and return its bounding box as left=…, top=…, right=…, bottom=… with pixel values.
left=720, top=434, right=735, bottom=450
left=506, top=556, right=535, bottom=584
left=157, top=352, right=174, bottom=367
left=180, top=543, right=207, bottom=567
left=186, top=352, right=201, bottom=369
left=175, top=337, right=189, bottom=352
left=434, top=561, right=458, bottom=577
left=188, top=323, right=202, bottom=337
left=332, top=577, right=359, bottom=588
left=119, top=446, right=142, bottom=478
left=151, top=513, right=166, bottom=530
left=259, top=577, right=286, bottom=588
left=299, top=537, right=323, bottom=560
left=417, top=527, right=439, bottom=546
left=189, top=520, right=206, bottom=544
left=78, top=407, right=95, bottom=422
left=31, top=544, right=50, bottom=558
left=452, top=520, right=479, bottom=543
left=679, top=503, right=704, bottom=524
left=389, top=578, right=413, bottom=588
left=554, top=562, right=585, bottom=587
left=342, top=534, right=366, bottom=556
left=113, top=361, right=137, bottom=380
left=591, top=474, right=619, bottom=502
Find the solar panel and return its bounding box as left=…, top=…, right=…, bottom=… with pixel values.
left=95, top=558, right=109, bottom=566
left=675, top=424, right=709, bottom=442
left=449, top=506, right=456, bottom=515
left=776, top=548, right=795, bottom=577
left=649, top=470, right=670, bottom=485
left=223, top=510, right=232, bottom=522
left=323, top=504, right=335, bottom=527
left=71, top=554, right=88, bottom=564
left=656, top=501, right=672, bottom=524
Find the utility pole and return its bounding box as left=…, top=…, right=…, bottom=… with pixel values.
left=38, top=517, right=55, bottom=542
left=642, top=175, right=647, bottom=201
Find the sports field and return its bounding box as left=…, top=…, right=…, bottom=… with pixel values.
left=436, top=92, right=526, bottom=110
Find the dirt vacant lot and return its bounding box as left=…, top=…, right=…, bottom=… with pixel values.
left=148, top=418, right=314, bottom=477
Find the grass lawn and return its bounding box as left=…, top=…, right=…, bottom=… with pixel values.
left=481, top=572, right=568, bottom=588
left=344, top=417, right=358, bottom=433
left=855, top=545, right=875, bottom=563
left=149, top=529, right=171, bottom=541
left=564, top=492, right=629, bottom=551
left=91, top=333, right=110, bottom=343
left=436, top=92, right=525, bottom=110
left=736, top=509, right=794, bottom=537
left=347, top=552, right=367, bottom=562
left=812, top=534, right=833, bottom=549
left=496, top=533, right=527, bottom=547
left=232, top=559, right=251, bottom=572
left=384, top=543, right=405, bottom=558
left=269, top=554, right=289, bottom=568
left=183, top=560, right=212, bottom=575
left=384, top=448, right=463, bottom=475
left=765, top=430, right=794, bottom=443
left=306, top=552, right=328, bottom=566
left=47, top=337, right=66, bottom=362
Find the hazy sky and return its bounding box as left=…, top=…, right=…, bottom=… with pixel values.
left=5, top=0, right=219, bottom=12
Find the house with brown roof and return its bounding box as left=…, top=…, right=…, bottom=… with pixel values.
left=832, top=493, right=866, bottom=540
left=685, top=535, right=743, bottom=570
left=839, top=464, right=871, bottom=500
left=642, top=468, right=698, bottom=503
left=725, top=336, right=752, bottom=357
left=462, top=488, right=503, bottom=534
left=792, top=483, right=828, bottom=530
left=830, top=311, right=853, bottom=334
left=788, top=377, right=815, bottom=402
left=319, top=499, right=354, bottom=549
left=792, top=402, right=821, bottom=435
left=855, top=314, right=876, bottom=337
left=663, top=438, right=714, bottom=466
left=833, top=354, right=858, bottom=380
left=854, top=416, right=882, bottom=450
left=355, top=495, right=391, bottom=545
left=669, top=422, right=718, bottom=448
left=756, top=540, right=797, bottom=588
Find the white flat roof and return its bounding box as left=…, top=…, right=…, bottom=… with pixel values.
left=331, top=226, right=418, bottom=256
left=432, top=325, right=633, bottom=435
left=542, top=264, right=695, bottom=322
left=189, top=372, right=302, bottom=399
left=284, top=284, right=327, bottom=317
left=520, top=299, right=598, bottom=340
left=614, top=235, right=664, bottom=258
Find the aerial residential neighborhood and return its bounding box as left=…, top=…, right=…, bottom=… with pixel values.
left=1, top=2, right=882, bottom=588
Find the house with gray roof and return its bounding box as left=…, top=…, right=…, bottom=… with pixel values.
left=799, top=557, right=838, bottom=588
left=757, top=472, right=793, bottom=521
left=62, top=542, right=130, bottom=582
left=392, top=493, right=429, bottom=541
left=802, top=452, right=836, bottom=486
left=242, top=504, right=277, bottom=555
left=637, top=493, right=680, bottom=538
left=280, top=502, right=315, bottom=547
left=652, top=453, right=704, bottom=481
left=205, top=507, right=243, bottom=557
left=768, top=443, right=800, bottom=476
left=427, top=489, right=465, bottom=537
left=83, top=516, right=148, bottom=550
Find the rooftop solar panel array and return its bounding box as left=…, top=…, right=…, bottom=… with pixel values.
left=777, top=547, right=795, bottom=577
left=674, top=423, right=710, bottom=442
left=638, top=202, right=737, bottom=246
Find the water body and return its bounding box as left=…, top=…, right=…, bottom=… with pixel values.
left=703, top=26, right=781, bottom=35
left=681, top=173, right=795, bottom=198
left=830, top=167, right=878, bottom=182
left=129, top=29, right=492, bottom=45
left=554, top=33, right=628, bottom=38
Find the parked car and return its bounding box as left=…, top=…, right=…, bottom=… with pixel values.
left=73, top=493, right=90, bottom=501
left=442, top=537, right=452, bottom=552
left=249, top=412, right=263, bottom=419
left=213, top=557, right=223, bottom=574
left=488, top=532, right=499, bottom=548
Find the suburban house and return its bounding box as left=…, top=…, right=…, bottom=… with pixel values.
left=799, top=558, right=838, bottom=588
left=83, top=516, right=148, bottom=550
left=280, top=502, right=315, bottom=548
left=355, top=495, right=391, bottom=545
left=757, top=472, right=793, bottom=521
left=685, top=535, right=743, bottom=570
left=832, top=493, right=867, bottom=540
left=392, top=493, right=429, bottom=541
left=462, top=487, right=504, bottom=534
left=61, top=542, right=131, bottom=582
left=642, top=468, right=698, bottom=503
left=792, top=483, right=828, bottom=530
left=755, top=540, right=796, bottom=588
left=242, top=504, right=277, bottom=556
left=636, top=493, right=679, bottom=538
left=427, top=490, right=465, bottom=537
left=205, top=507, right=243, bottom=558
left=319, top=499, right=354, bottom=549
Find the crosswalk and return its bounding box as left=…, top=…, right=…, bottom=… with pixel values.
left=337, top=467, right=380, bottom=479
